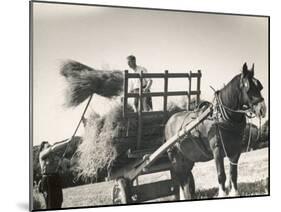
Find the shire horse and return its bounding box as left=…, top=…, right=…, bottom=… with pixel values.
left=165, top=63, right=266, bottom=199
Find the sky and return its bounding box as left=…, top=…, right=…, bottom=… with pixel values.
left=32, top=2, right=268, bottom=145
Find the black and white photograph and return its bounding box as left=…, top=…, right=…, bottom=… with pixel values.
left=30, top=1, right=269, bottom=211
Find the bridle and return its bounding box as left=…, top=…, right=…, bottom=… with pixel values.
left=211, top=74, right=264, bottom=121
left=215, top=91, right=256, bottom=119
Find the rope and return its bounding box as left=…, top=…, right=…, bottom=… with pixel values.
left=216, top=121, right=238, bottom=166
left=246, top=117, right=262, bottom=152
left=211, top=88, right=237, bottom=165
left=258, top=117, right=262, bottom=142
left=214, top=95, right=239, bottom=166
left=246, top=118, right=252, bottom=152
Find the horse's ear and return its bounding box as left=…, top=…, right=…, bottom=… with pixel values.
left=251, top=63, right=255, bottom=71
left=249, top=63, right=255, bottom=78
left=248, top=63, right=255, bottom=78
left=242, top=62, right=248, bottom=77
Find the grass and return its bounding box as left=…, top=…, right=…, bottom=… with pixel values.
left=35, top=148, right=268, bottom=209
left=194, top=180, right=268, bottom=199
left=62, top=181, right=115, bottom=208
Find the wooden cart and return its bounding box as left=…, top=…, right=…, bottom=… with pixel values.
left=109, top=70, right=212, bottom=204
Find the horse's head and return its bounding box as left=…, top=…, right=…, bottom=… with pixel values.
left=240, top=62, right=266, bottom=118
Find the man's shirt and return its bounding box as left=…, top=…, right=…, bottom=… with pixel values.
left=128, top=65, right=150, bottom=91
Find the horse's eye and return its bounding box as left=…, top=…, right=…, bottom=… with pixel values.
left=243, top=80, right=250, bottom=91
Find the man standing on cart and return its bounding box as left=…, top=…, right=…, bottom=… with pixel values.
left=127, top=55, right=153, bottom=112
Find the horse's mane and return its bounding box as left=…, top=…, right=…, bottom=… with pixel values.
left=219, top=74, right=242, bottom=110
left=218, top=74, right=246, bottom=123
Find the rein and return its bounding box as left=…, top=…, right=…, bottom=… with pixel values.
left=246, top=118, right=253, bottom=152
left=246, top=117, right=262, bottom=152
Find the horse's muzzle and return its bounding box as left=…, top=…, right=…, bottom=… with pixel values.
left=253, top=100, right=266, bottom=118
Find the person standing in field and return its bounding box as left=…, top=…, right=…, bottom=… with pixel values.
left=38, top=139, right=70, bottom=209
left=127, top=55, right=153, bottom=112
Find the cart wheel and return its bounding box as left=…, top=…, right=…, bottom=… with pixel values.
left=112, top=178, right=131, bottom=204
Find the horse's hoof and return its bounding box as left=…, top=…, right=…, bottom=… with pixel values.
left=225, top=180, right=232, bottom=191
left=228, top=189, right=239, bottom=197
left=217, top=189, right=227, bottom=198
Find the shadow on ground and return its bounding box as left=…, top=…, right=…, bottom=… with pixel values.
left=195, top=179, right=268, bottom=199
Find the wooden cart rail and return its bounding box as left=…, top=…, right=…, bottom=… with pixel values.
left=124, top=72, right=201, bottom=78
left=123, top=70, right=202, bottom=118
left=123, top=70, right=202, bottom=150
left=127, top=90, right=201, bottom=98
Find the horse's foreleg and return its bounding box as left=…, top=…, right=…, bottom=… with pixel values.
left=178, top=171, right=194, bottom=200
left=171, top=167, right=188, bottom=200
left=184, top=172, right=195, bottom=199
left=168, top=150, right=184, bottom=200
left=168, top=149, right=194, bottom=200
left=227, top=154, right=240, bottom=197
left=212, top=142, right=227, bottom=197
